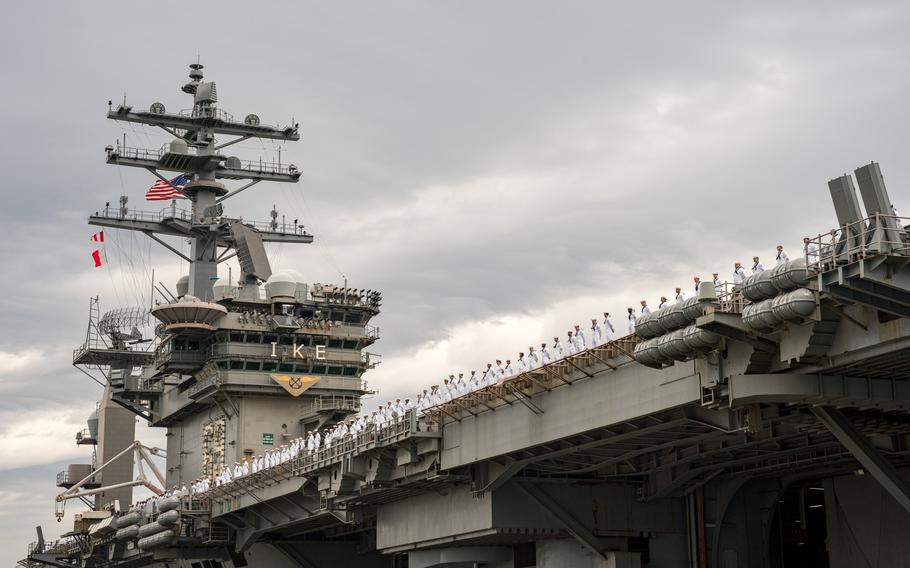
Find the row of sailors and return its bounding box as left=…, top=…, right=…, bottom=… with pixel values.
left=126, top=486, right=191, bottom=513
left=625, top=243, right=821, bottom=332
left=732, top=242, right=818, bottom=284
left=194, top=411, right=417, bottom=494
left=627, top=280, right=708, bottom=333
left=404, top=314, right=619, bottom=412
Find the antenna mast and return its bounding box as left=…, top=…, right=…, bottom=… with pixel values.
left=91, top=63, right=311, bottom=299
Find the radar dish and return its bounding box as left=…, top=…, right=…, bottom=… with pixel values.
left=150, top=102, right=166, bottom=114
left=99, top=307, right=149, bottom=341
left=244, top=114, right=260, bottom=126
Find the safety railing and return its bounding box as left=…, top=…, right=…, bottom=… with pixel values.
left=241, top=218, right=310, bottom=235
left=806, top=213, right=910, bottom=274
left=187, top=374, right=222, bottom=399
left=178, top=107, right=235, bottom=123
left=306, top=394, right=362, bottom=413
left=715, top=281, right=746, bottom=314
left=75, top=429, right=97, bottom=445
left=109, top=145, right=298, bottom=177
left=95, top=203, right=193, bottom=224
left=56, top=470, right=99, bottom=487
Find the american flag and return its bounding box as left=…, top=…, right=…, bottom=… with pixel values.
left=146, top=174, right=190, bottom=201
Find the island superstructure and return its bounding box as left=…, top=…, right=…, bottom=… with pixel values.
left=21, top=64, right=910, bottom=568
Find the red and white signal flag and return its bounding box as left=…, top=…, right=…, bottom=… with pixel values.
left=91, top=249, right=107, bottom=268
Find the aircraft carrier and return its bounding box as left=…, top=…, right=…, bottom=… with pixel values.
left=19, top=63, right=910, bottom=568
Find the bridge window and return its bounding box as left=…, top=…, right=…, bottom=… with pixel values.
left=263, top=334, right=278, bottom=344
left=328, top=339, right=343, bottom=349
left=229, top=360, right=244, bottom=370
left=244, top=361, right=261, bottom=371
left=262, top=361, right=277, bottom=372
left=312, top=365, right=326, bottom=374
left=345, top=312, right=364, bottom=324
left=278, top=363, right=294, bottom=372
left=294, top=363, right=311, bottom=373
left=343, top=340, right=358, bottom=349
left=343, top=367, right=358, bottom=376
left=229, top=332, right=244, bottom=342
left=327, top=366, right=343, bottom=375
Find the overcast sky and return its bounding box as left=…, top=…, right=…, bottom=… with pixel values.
left=2, top=1, right=909, bottom=564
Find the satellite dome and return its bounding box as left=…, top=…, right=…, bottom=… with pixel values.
left=264, top=271, right=296, bottom=301
left=169, top=138, right=188, bottom=154
left=213, top=277, right=237, bottom=301
left=175, top=275, right=190, bottom=298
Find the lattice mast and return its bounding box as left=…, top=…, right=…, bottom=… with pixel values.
left=91, top=63, right=310, bottom=299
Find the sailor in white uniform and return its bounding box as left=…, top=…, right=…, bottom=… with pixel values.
left=590, top=319, right=603, bottom=346
left=567, top=331, right=578, bottom=355
left=504, top=359, right=515, bottom=378
left=482, top=364, right=494, bottom=387
left=775, top=245, right=789, bottom=266
left=456, top=373, right=468, bottom=396
left=693, top=276, right=701, bottom=294
left=517, top=353, right=528, bottom=374
left=640, top=300, right=651, bottom=315
left=712, top=273, right=722, bottom=296
left=573, top=324, right=586, bottom=351
left=674, top=287, right=686, bottom=303
left=803, top=237, right=818, bottom=263
left=733, top=262, right=747, bottom=285
left=528, top=346, right=539, bottom=369
left=540, top=342, right=552, bottom=365
left=552, top=337, right=565, bottom=359
left=603, top=312, right=615, bottom=342
left=658, top=296, right=669, bottom=310
left=627, top=308, right=637, bottom=334
left=751, top=256, right=764, bottom=274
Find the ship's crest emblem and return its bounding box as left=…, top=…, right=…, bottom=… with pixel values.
left=270, top=374, right=319, bottom=397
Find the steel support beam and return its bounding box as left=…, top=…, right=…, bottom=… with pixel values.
left=515, top=482, right=606, bottom=560
left=810, top=405, right=910, bottom=514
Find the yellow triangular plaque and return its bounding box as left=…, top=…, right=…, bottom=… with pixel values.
left=270, top=374, right=320, bottom=397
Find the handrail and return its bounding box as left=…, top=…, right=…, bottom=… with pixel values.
left=806, top=213, right=910, bottom=274
left=110, top=145, right=297, bottom=176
